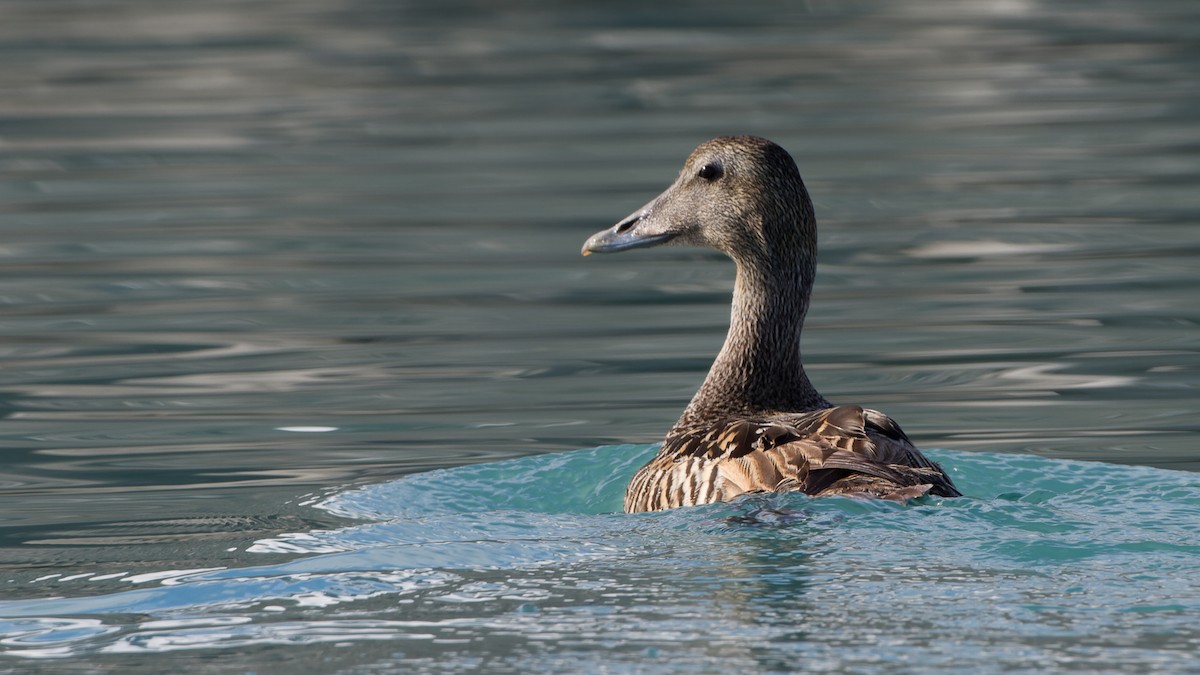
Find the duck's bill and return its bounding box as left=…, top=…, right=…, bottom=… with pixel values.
left=581, top=212, right=676, bottom=256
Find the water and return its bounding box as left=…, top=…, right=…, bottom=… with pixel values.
left=3, top=447, right=1199, bottom=672
left=1, top=0, right=1198, bottom=671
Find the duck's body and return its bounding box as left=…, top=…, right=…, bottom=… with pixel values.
left=583, top=136, right=960, bottom=513
left=624, top=406, right=958, bottom=512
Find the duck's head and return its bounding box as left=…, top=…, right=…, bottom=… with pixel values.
left=582, top=136, right=815, bottom=266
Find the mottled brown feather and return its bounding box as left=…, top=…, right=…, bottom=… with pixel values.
left=624, top=405, right=959, bottom=512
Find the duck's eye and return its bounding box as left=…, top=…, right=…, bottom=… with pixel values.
left=697, top=163, right=723, bottom=181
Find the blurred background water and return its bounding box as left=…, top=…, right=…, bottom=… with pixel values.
left=0, top=0, right=1198, bottom=671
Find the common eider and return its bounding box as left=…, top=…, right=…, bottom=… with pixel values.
left=582, top=136, right=961, bottom=513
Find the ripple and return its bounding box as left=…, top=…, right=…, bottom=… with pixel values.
left=1, top=446, right=1197, bottom=668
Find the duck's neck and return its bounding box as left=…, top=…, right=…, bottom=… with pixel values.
left=679, top=255, right=829, bottom=424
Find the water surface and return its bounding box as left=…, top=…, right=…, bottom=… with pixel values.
left=3, top=447, right=1199, bottom=672
left=1, top=0, right=1198, bottom=671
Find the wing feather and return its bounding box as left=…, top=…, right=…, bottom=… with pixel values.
left=625, top=404, right=961, bottom=512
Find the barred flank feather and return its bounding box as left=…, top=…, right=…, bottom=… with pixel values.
left=624, top=406, right=959, bottom=513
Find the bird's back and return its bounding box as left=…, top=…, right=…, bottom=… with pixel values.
left=624, top=404, right=960, bottom=513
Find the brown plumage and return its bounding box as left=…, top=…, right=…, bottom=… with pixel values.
left=582, top=136, right=961, bottom=513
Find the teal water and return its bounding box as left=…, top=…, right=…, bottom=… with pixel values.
left=2, top=0, right=1199, bottom=671
left=2, top=446, right=1198, bottom=672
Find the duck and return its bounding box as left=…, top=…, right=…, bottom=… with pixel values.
left=582, top=136, right=961, bottom=513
